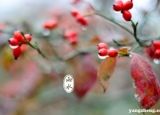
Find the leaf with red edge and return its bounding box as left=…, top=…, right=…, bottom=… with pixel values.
left=74, top=54, right=97, bottom=99
left=97, top=57, right=116, bottom=92
left=131, top=53, right=160, bottom=109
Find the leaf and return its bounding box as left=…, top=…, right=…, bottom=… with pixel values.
left=131, top=53, right=160, bottom=109
left=2, top=50, right=14, bottom=70
left=90, top=36, right=101, bottom=44
left=97, top=57, right=116, bottom=92
left=119, top=47, right=131, bottom=54
left=74, top=54, right=97, bottom=99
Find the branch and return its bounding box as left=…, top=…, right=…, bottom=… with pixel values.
left=94, top=12, right=133, bottom=36
left=130, top=20, right=144, bottom=47
left=20, top=31, right=58, bottom=61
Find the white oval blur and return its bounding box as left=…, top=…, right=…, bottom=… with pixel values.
left=63, top=74, right=74, bottom=93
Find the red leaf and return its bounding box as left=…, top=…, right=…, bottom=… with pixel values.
left=131, top=53, right=160, bottom=109
left=74, top=54, right=97, bottom=99
left=97, top=57, right=116, bottom=92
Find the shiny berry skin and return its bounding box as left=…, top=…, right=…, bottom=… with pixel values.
left=122, top=10, right=132, bottom=21
left=97, top=43, right=108, bottom=50
left=98, top=49, right=108, bottom=56
left=123, top=0, right=133, bottom=10
left=43, top=19, right=58, bottom=30
left=14, top=30, right=23, bottom=42
left=154, top=49, right=160, bottom=58
left=108, top=49, right=118, bottom=57
left=71, top=10, right=79, bottom=17
left=77, top=16, right=87, bottom=26
left=153, top=40, right=160, bottom=49
left=25, top=34, right=32, bottom=41
left=12, top=46, right=21, bottom=60
left=8, top=38, right=19, bottom=46
left=113, top=0, right=123, bottom=11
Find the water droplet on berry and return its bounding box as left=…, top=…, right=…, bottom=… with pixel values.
left=42, top=29, right=50, bottom=36
left=114, top=11, right=121, bottom=13
left=153, top=59, right=160, bottom=64
left=82, top=26, right=88, bottom=31
left=98, top=54, right=108, bottom=59
left=9, top=44, right=18, bottom=49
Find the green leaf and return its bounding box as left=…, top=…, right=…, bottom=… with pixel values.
left=97, top=57, right=116, bottom=92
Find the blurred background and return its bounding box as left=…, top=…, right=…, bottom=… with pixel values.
left=0, top=0, right=160, bottom=115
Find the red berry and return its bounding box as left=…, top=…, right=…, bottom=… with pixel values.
left=44, top=19, right=58, bottom=30
left=12, top=46, right=21, bottom=60
left=122, top=10, right=132, bottom=21
left=153, top=40, right=160, bottom=49
left=64, top=30, right=78, bottom=44
left=71, top=10, right=79, bottom=17
left=14, top=30, right=23, bottom=42
left=123, top=0, right=133, bottom=10
left=25, top=34, right=32, bottom=41
left=154, top=49, right=160, bottom=58
left=8, top=38, right=19, bottom=46
left=69, top=36, right=77, bottom=45
left=97, top=43, right=108, bottom=50
left=98, top=49, right=108, bottom=56
left=64, top=30, right=77, bottom=39
left=113, top=0, right=124, bottom=11
left=108, top=49, right=118, bottom=57
left=143, top=46, right=155, bottom=59
left=77, top=16, right=87, bottom=26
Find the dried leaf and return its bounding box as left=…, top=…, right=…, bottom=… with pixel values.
left=90, top=36, right=101, bottom=44
left=2, top=50, right=14, bottom=70
left=120, top=38, right=130, bottom=44
left=131, top=53, right=160, bottom=109
left=97, top=57, right=116, bottom=92
left=119, top=47, right=131, bottom=54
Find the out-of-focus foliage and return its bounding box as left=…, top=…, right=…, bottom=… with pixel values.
left=0, top=0, right=160, bottom=115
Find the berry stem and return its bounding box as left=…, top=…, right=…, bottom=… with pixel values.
left=87, top=12, right=149, bottom=47
left=118, top=51, right=130, bottom=56
left=130, top=20, right=144, bottom=47
left=112, top=39, right=129, bottom=46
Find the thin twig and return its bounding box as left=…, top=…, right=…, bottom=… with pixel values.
left=21, top=31, right=58, bottom=61
left=130, top=20, right=144, bottom=47
left=94, top=12, right=133, bottom=36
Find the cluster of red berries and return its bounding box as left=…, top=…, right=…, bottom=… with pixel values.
left=71, top=10, right=87, bottom=26
left=113, top=0, right=133, bottom=21
left=64, top=30, right=78, bottom=45
left=97, top=43, right=118, bottom=58
left=152, top=40, right=160, bottom=58
left=8, top=30, right=32, bottom=60
left=144, top=40, right=160, bottom=60
left=43, top=19, right=58, bottom=30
